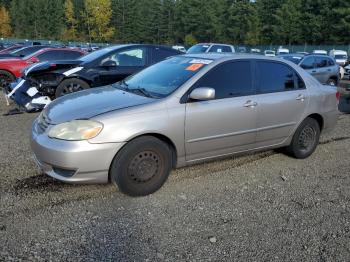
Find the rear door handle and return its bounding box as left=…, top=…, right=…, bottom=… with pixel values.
left=296, top=94, right=305, bottom=101
left=244, top=100, right=258, bottom=108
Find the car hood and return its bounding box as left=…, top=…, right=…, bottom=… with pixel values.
left=44, top=86, right=155, bottom=124
left=24, top=60, right=83, bottom=77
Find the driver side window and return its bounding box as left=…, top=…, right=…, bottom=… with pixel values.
left=100, top=48, right=146, bottom=67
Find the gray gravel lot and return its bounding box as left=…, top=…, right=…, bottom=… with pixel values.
left=0, top=94, right=350, bottom=261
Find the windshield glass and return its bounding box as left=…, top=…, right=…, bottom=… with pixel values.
left=187, top=45, right=209, bottom=54
left=265, top=51, right=275, bottom=54
left=280, top=55, right=303, bottom=64
left=22, top=49, right=43, bottom=60
left=117, top=56, right=212, bottom=98
left=335, top=54, right=347, bottom=59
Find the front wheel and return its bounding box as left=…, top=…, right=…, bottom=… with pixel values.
left=55, top=78, right=90, bottom=98
left=110, top=136, right=172, bottom=197
left=286, top=117, right=320, bottom=159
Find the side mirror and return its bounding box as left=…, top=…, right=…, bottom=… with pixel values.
left=189, top=87, right=215, bottom=101
left=27, top=56, right=39, bottom=64
left=101, top=60, right=117, bottom=68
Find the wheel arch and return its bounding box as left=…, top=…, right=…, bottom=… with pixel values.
left=306, top=113, right=324, bottom=131
left=0, top=69, right=15, bottom=78
left=108, top=133, right=178, bottom=182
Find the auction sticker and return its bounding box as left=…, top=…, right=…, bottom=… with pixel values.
left=186, top=63, right=204, bottom=71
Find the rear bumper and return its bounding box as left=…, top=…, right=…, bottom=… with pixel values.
left=322, top=109, right=339, bottom=134
left=31, top=120, right=125, bottom=183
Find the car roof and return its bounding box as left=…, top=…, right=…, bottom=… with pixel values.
left=195, top=43, right=233, bottom=46
left=181, top=53, right=287, bottom=62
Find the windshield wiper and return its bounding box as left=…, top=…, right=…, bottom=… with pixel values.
left=113, top=80, right=130, bottom=91
left=131, top=87, right=155, bottom=98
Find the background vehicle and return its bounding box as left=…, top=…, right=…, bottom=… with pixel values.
left=0, top=45, right=24, bottom=54
left=264, top=50, right=276, bottom=57
left=172, top=45, right=186, bottom=53
left=278, top=53, right=305, bottom=64
left=31, top=54, right=338, bottom=196
left=277, top=48, right=290, bottom=55
left=299, top=55, right=339, bottom=85
left=23, top=44, right=182, bottom=98
left=329, top=50, right=348, bottom=66
left=237, top=46, right=247, bottom=53
left=313, top=50, right=327, bottom=55
left=187, top=43, right=235, bottom=54
left=250, top=48, right=261, bottom=54
left=0, top=48, right=85, bottom=89
left=344, top=64, right=350, bottom=79
left=0, top=45, right=50, bottom=59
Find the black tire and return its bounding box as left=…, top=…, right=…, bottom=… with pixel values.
left=326, top=78, right=337, bottom=86
left=110, top=136, right=172, bottom=197
left=286, top=117, right=320, bottom=159
left=55, top=78, right=90, bottom=98
left=0, top=70, right=15, bottom=90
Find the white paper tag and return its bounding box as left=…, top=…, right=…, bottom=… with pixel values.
left=26, top=87, right=39, bottom=97
left=7, top=79, right=25, bottom=97
left=189, top=59, right=213, bottom=65
left=63, top=67, right=83, bottom=76
left=31, top=96, right=52, bottom=107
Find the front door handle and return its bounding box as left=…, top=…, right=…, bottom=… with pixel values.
left=244, top=100, right=258, bottom=108
left=296, top=94, right=305, bottom=101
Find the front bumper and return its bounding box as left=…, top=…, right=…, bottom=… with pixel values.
left=31, top=119, right=125, bottom=183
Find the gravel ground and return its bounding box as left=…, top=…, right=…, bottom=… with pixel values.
left=1, top=93, right=350, bottom=261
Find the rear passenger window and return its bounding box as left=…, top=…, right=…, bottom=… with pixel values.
left=208, top=45, right=232, bottom=53
left=194, top=61, right=253, bottom=99
left=257, top=61, right=295, bottom=93
left=153, top=48, right=177, bottom=63
left=315, top=57, right=328, bottom=68
left=327, top=58, right=335, bottom=66
left=60, top=51, right=83, bottom=60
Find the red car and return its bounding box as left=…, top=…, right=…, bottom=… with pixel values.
left=0, top=48, right=85, bottom=88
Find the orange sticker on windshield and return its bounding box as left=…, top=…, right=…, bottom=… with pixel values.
left=186, top=63, right=203, bottom=71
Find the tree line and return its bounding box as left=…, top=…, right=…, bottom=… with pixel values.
left=0, top=0, right=349, bottom=45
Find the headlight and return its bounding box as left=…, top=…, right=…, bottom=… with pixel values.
left=48, top=120, right=103, bottom=141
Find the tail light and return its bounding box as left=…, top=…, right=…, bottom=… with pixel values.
left=336, top=91, right=340, bottom=101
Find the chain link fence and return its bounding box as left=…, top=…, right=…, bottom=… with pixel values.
left=1, top=38, right=350, bottom=54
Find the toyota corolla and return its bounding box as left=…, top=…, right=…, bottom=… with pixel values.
left=31, top=54, right=339, bottom=196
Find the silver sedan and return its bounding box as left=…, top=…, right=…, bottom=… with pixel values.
left=31, top=54, right=339, bottom=196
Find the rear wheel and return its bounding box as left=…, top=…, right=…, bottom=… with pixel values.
left=110, top=136, right=172, bottom=197
left=55, top=78, right=90, bottom=98
left=0, top=70, right=15, bottom=90
left=286, top=117, right=320, bottom=159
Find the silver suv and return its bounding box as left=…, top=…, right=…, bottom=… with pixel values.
left=299, top=55, right=339, bottom=86
left=31, top=54, right=338, bottom=196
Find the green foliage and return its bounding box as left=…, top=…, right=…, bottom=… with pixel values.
left=5, top=0, right=350, bottom=45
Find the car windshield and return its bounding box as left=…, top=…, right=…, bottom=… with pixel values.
left=116, top=56, right=212, bottom=98
left=187, top=45, right=210, bottom=54
left=22, top=49, right=43, bottom=60
left=335, top=54, right=347, bottom=59
left=280, top=55, right=303, bottom=64
left=79, top=46, right=119, bottom=62
left=265, top=51, right=274, bottom=54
